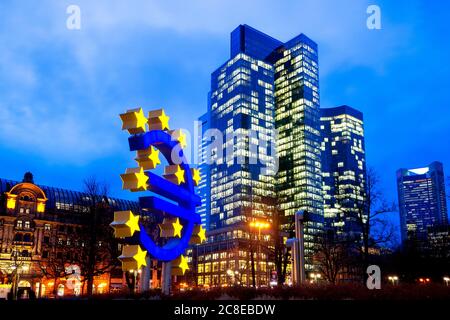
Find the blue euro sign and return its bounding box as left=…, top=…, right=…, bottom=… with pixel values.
left=128, top=130, right=201, bottom=261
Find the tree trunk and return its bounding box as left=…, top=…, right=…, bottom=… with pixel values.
left=53, top=276, right=58, bottom=297
left=250, top=247, right=256, bottom=288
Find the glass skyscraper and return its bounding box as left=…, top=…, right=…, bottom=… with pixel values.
left=320, top=106, right=366, bottom=238
left=268, top=34, right=323, bottom=271
left=195, top=25, right=324, bottom=286
left=196, top=112, right=211, bottom=229
left=397, top=161, right=448, bottom=245
left=194, top=25, right=278, bottom=287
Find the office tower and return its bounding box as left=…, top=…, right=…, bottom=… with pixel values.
left=195, top=25, right=324, bottom=287
left=195, top=25, right=278, bottom=287
left=320, top=106, right=366, bottom=238
left=397, top=161, right=448, bottom=245
left=196, top=112, right=211, bottom=229
left=268, top=32, right=323, bottom=271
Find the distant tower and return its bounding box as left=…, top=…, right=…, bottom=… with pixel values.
left=397, top=161, right=448, bottom=245
left=320, top=105, right=367, bottom=239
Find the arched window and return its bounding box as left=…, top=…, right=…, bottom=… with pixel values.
left=19, top=195, right=35, bottom=202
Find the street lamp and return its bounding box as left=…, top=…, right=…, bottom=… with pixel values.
left=443, top=277, right=449, bottom=286
left=248, top=220, right=270, bottom=288
left=309, top=273, right=321, bottom=284
left=128, top=269, right=140, bottom=293
left=388, top=275, right=399, bottom=286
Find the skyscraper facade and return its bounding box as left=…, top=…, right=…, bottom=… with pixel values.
left=268, top=34, right=323, bottom=271
left=320, top=106, right=366, bottom=238
left=196, top=112, right=211, bottom=230
left=397, top=161, right=448, bottom=244
left=194, top=26, right=278, bottom=287
left=194, top=25, right=324, bottom=286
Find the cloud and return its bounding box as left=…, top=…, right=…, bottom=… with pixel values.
left=0, top=0, right=421, bottom=166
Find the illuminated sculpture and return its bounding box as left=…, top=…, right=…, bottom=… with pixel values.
left=111, top=107, right=205, bottom=281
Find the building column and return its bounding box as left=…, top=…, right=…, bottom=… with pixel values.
left=139, top=255, right=151, bottom=292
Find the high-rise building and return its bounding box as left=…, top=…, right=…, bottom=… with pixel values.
left=196, top=112, right=211, bottom=230
left=397, top=161, right=448, bottom=245
left=195, top=25, right=323, bottom=286
left=194, top=25, right=278, bottom=287
left=320, top=106, right=366, bottom=238
left=268, top=32, right=323, bottom=271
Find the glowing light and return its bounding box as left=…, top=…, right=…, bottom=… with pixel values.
left=249, top=221, right=270, bottom=230
left=36, top=201, right=46, bottom=213
left=6, top=197, right=16, bottom=209
left=409, top=167, right=430, bottom=175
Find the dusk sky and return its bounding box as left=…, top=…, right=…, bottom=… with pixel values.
left=1, top=0, right=449, bottom=241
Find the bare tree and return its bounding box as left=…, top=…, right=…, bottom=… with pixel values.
left=312, top=233, right=355, bottom=284
left=38, top=238, right=72, bottom=297
left=77, top=176, right=119, bottom=296
left=272, top=208, right=290, bottom=286
left=339, top=167, right=396, bottom=270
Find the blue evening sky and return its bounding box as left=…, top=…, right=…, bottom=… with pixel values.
left=1, top=1, right=449, bottom=240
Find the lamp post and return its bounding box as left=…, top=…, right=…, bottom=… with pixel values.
left=10, top=250, right=20, bottom=301
left=249, top=220, right=270, bottom=288
left=249, top=221, right=270, bottom=288
left=286, top=211, right=306, bottom=286
left=128, top=269, right=141, bottom=294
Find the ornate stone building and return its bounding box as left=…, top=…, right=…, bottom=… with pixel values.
left=0, top=172, right=139, bottom=299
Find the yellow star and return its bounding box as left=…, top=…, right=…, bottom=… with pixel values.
left=173, top=255, right=189, bottom=275
left=135, top=146, right=161, bottom=170
left=158, top=218, right=183, bottom=238
left=198, top=225, right=206, bottom=243
left=148, top=109, right=170, bottom=131
left=118, top=245, right=147, bottom=271
left=119, top=108, right=147, bottom=134
left=120, top=167, right=149, bottom=192
left=170, top=129, right=187, bottom=148
left=191, top=168, right=201, bottom=186
left=163, top=165, right=185, bottom=185
left=172, top=218, right=183, bottom=238
left=190, top=224, right=206, bottom=244
left=110, top=211, right=140, bottom=238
